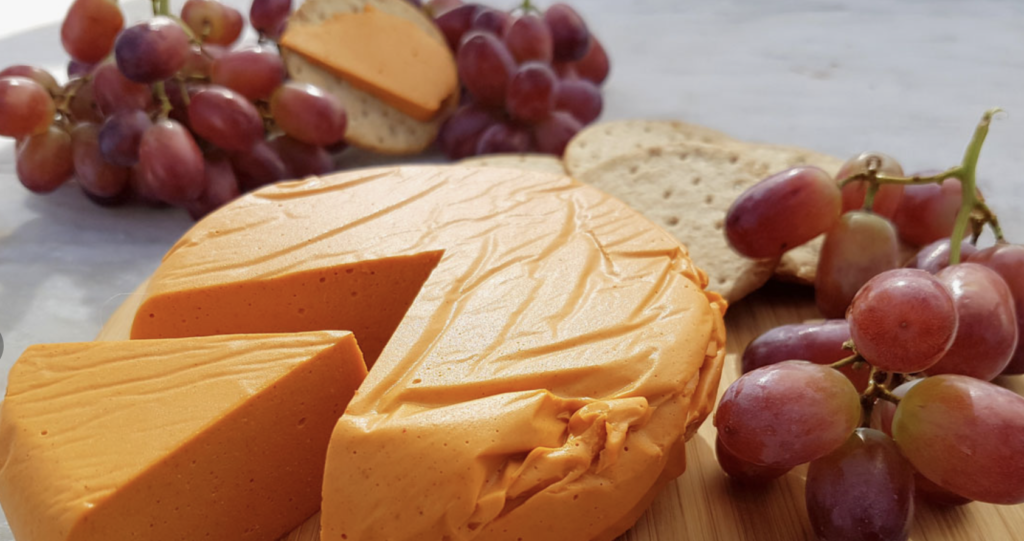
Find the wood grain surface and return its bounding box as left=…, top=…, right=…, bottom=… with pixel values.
left=279, top=282, right=1024, bottom=541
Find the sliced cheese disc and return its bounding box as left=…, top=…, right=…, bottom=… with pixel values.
left=101, top=165, right=727, bottom=541
left=0, top=331, right=367, bottom=541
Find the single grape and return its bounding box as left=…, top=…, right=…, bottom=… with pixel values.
left=554, top=78, right=602, bottom=125
left=893, top=374, right=1024, bottom=505
left=437, top=103, right=496, bottom=159
left=506, top=62, right=556, bottom=124
left=909, top=237, right=979, bottom=274
left=475, top=122, right=531, bottom=155
left=115, top=17, right=191, bottom=84
left=98, top=110, right=153, bottom=167
left=925, top=263, right=1017, bottom=380
left=269, top=82, right=347, bottom=146
left=269, top=135, right=333, bottom=178
left=915, top=472, right=972, bottom=507
left=0, top=77, right=55, bottom=138
left=0, top=66, right=60, bottom=94
left=435, top=3, right=479, bottom=52
left=71, top=122, right=131, bottom=199
left=741, top=320, right=870, bottom=391
left=505, top=13, right=553, bottom=64
left=573, top=36, right=609, bottom=85
left=815, top=211, right=900, bottom=318
left=457, top=31, right=517, bottom=109
left=533, top=111, right=581, bottom=155
left=91, top=62, right=154, bottom=116
left=714, top=360, right=861, bottom=469
left=138, top=119, right=205, bottom=204
left=129, top=162, right=164, bottom=206
left=231, top=140, right=290, bottom=192
left=181, top=0, right=244, bottom=46
left=837, top=151, right=905, bottom=219
left=210, top=45, right=286, bottom=101
left=725, top=166, right=842, bottom=259
left=848, top=268, right=957, bottom=373
left=806, top=428, right=914, bottom=541
left=968, top=243, right=1024, bottom=375
left=16, top=127, right=74, bottom=193
left=545, top=3, right=591, bottom=62
left=892, top=175, right=966, bottom=246
left=250, top=0, right=292, bottom=36
left=868, top=379, right=922, bottom=437
left=61, top=0, right=124, bottom=64
left=185, top=153, right=240, bottom=220
left=67, top=77, right=104, bottom=124
left=471, top=7, right=511, bottom=36
left=188, top=86, right=264, bottom=152
left=714, top=434, right=790, bottom=484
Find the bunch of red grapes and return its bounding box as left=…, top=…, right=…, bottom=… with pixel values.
left=431, top=0, right=609, bottom=158
left=0, top=0, right=347, bottom=219
left=717, top=110, right=1024, bottom=540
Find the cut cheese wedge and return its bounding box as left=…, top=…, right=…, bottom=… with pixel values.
left=100, top=165, right=727, bottom=541
left=0, top=331, right=367, bottom=541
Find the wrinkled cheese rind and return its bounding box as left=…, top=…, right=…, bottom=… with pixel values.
left=0, top=331, right=367, bottom=541
left=112, top=165, right=726, bottom=541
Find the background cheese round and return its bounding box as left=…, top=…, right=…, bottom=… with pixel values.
left=99, top=165, right=727, bottom=541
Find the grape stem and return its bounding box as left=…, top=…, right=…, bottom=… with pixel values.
left=830, top=353, right=864, bottom=370
left=153, top=82, right=173, bottom=119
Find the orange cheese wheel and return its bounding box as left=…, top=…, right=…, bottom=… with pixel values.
left=0, top=331, right=367, bottom=541
left=98, top=165, right=727, bottom=541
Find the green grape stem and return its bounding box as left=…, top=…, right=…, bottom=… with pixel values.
left=153, top=81, right=173, bottom=119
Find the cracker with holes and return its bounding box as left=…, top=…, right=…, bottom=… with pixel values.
left=460, top=153, right=568, bottom=176
left=280, top=0, right=459, bottom=155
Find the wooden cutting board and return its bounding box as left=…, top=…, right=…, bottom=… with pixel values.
left=279, top=281, right=1024, bottom=541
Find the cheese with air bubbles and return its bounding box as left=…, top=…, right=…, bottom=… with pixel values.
left=100, top=165, right=727, bottom=541
left=0, top=331, right=367, bottom=541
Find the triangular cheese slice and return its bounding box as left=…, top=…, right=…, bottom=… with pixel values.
left=0, top=331, right=366, bottom=541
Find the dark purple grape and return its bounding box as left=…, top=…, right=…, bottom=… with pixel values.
left=532, top=111, right=581, bottom=156
left=544, top=3, right=591, bottom=62
left=269, top=135, right=333, bottom=179
left=475, top=122, right=530, bottom=155
left=437, top=103, right=496, bottom=159
left=71, top=122, right=131, bottom=198
left=185, top=153, right=240, bottom=220
left=67, top=59, right=95, bottom=79
left=456, top=31, right=516, bottom=108
left=554, top=78, right=602, bottom=125
left=435, top=3, right=479, bottom=51
left=232, top=140, right=290, bottom=192
left=250, top=0, right=292, bottom=36
left=188, top=86, right=265, bottom=152
left=471, top=7, right=511, bottom=37
left=114, top=17, right=191, bottom=84
left=506, top=62, right=556, bottom=124
left=505, top=13, right=552, bottom=64
left=138, top=119, right=205, bottom=204
left=98, top=109, right=152, bottom=167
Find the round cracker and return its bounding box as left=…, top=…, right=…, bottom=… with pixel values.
left=577, top=143, right=779, bottom=303
left=460, top=153, right=567, bottom=176
left=283, top=0, right=458, bottom=155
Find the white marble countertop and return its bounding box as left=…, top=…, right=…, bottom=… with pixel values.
left=1, top=0, right=1024, bottom=537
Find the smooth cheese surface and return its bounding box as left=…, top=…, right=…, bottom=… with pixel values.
left=107, top=165, right=727, bottom=541
left=0, top=331, right=367, bottom=541
left=280, top=6, right=458, bottom=122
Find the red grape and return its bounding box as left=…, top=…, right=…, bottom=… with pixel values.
left=741, top=320, right=870, bottom=392
left=869, top=379, right=921, bottom=437
left=968, top=243, right=1024, bottom=374
left=893, top=374, right=1024, bottom=504
left=506, top=62, right=556, bottom=124
left=188, top=86, right=265, bottom=152
left=250, top=0, right=292, bottom=36
left=554, top=78, right=602, bottom=125
left=129, top=162, right=164, bottom=206
left=471, top=7, right=511, bottom=36
left=269, top=135, right=333, bottom=178
left=926, top=263, right=1017, bottom=380
left=715, top=361, right=861, bottom=469
left=182, top=0, right=244, bottom=46
left=836, top=151, right=905, bottom=219
left=16, top=127, right=74, bottom=193
left=726, top=166, right=842, bottom=259
left=232, top=140, right=290, bottom=192
left=138, top=119, right=205, bottom=204
left=185, top=153, right=240, bottom=220
left=545, top=3, right=591, bottom=62
left=815, top=211, right=900, bottom=318
left=92, top=62, right=154, bottom=116
left=892, top=176, right=965, bottom=246
left=573, top=36, right=609, bottom=85
left=210, top=45, right=286, bottom=101
left=805, top=428, right=914, bottom=541
left=71, top=122, right=131, bottom=198
left=714, top=434, right=790, bottom=484
left=437, top=103, right=496, bottom=160
left=848, top=268, right=957, bottom=373
left=435, top=3, right=479, bottom=52
left=61, top=0, right=124, bottom=64
left=67, top=76, right=104, bottom=124
left=115, top=17, right=191, bottom=84
left=269, top=82, right=347, bottom=146
left=457, top=31, right=517, bottom=108
left=98, top=110, right=152, bottom=167
left=916, top=472, right=972, bottom=507
left=67, top=60, right=94, bottom=79
left=910, top=237, right=979, bottom=274
left=533, top=111, right=581, bottom=156
left=0, top=66, right=59, bottom=94
left=504, top=13, right=553, bottom=64
left=0, top=77, right=55, bottom=138
left=475, top=122, right=530, bottom=154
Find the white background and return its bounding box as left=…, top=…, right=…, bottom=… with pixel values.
left=2, top=0, right=1024, bottom=537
